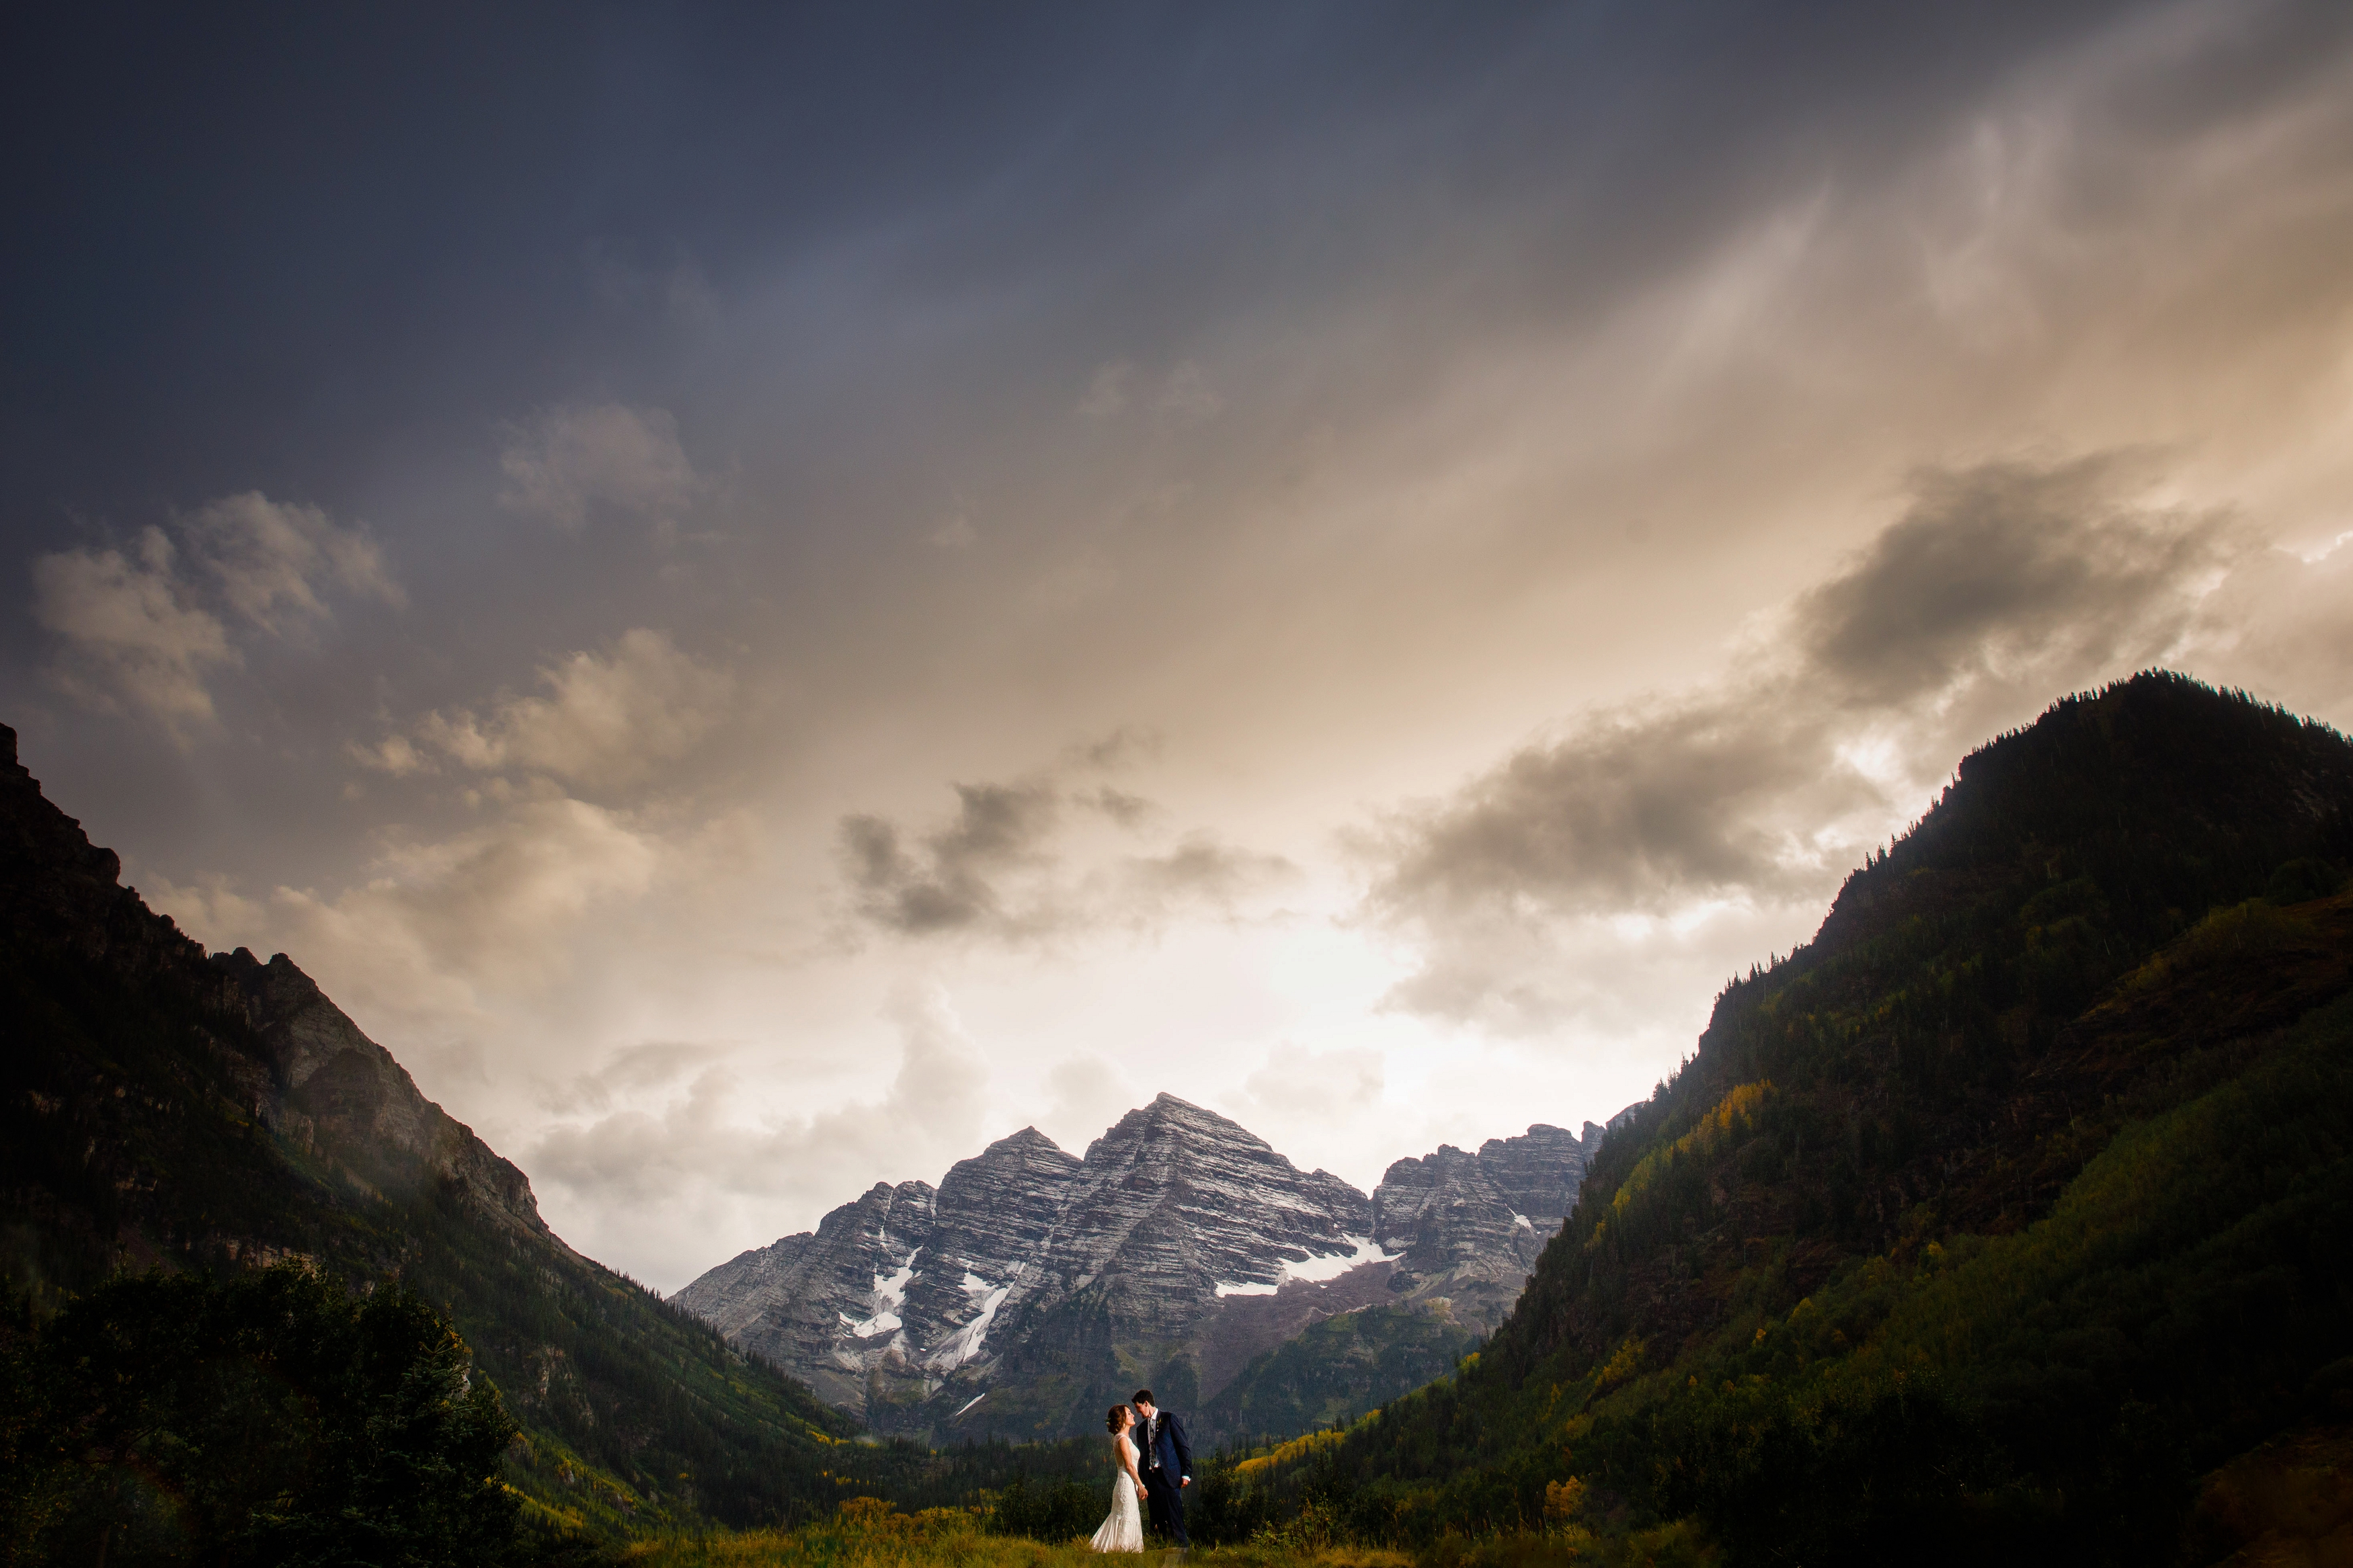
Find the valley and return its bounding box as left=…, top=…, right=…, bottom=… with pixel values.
left=8, top=673, right=2352, bottom=1567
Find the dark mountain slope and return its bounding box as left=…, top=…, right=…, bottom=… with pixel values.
left=1323, top=673, right=2353, bottom=1563
left=0, top=725, right=869, bottom=1532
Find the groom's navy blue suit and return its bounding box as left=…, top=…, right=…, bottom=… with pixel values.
left=1135, top=1405, right=1193, bottom=1546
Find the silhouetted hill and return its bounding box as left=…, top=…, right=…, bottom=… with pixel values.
left=0, top=724, right=873, bottom=1533
left=1312, top=673, right=2353, bottom=1565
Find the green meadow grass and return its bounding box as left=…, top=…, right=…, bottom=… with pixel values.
left=616, top=1497, right=1714, bottom=1568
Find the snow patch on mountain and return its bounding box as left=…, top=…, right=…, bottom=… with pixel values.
left=928, top=1277, right=1009, bottom=1370
left=1217, top=1235, right=1398, bottom=1295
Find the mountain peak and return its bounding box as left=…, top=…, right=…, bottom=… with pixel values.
left=1100, top=1090, right=1268, bottom=1151
left=1802, top=670, right=2353, bottom=967
left=207, top=942, right=550, bottom=1238
left=675, top=1086, right=1655, bottom=1440
left=682, top=1089, right=1392, bottom=1436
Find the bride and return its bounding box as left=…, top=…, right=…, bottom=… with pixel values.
left=1088, top=1403, right=1147, bottom=1552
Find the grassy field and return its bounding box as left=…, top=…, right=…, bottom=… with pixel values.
left=616, top=1498, right=1717, bottom=1568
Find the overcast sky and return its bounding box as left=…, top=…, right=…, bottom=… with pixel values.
left=8, top=0, right=2353, bottom=1290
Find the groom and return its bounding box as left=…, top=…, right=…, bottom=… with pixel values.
left=1131, top=1389, right=1193, bottom=1548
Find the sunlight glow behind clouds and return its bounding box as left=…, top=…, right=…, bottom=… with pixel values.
left=16, top=0, right=2353, bottom=1288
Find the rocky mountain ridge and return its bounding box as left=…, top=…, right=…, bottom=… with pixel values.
left=0, top=723, right=863, bottom=1529
left=1371, top=1110, right=1636, bottom=1330
left=676, top=1091, right=1640, bottom=1439
left=212, top=945, right=551, bottom=1238
left=0, top=724, right=545, bottom=1254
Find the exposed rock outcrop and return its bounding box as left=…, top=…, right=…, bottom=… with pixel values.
left=681, top=1179, right=939, bottom=1409
left=895, top=1126, right=1081, bottom=1370
left=1369, top=1110, right=1638, bottom=1333
left=210, top=947, right=548, bottom=1237
left=1476, top=1122, right=1592, bottom=1233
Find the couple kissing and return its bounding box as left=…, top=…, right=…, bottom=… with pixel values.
left=1088, top=1388, right=1193, bottom=1554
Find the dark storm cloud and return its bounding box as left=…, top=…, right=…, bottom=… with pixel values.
left=1064, top=727, right=1161, bottom=772
left=1080, top=786, right=1161, bottom=829
left=840, top=766, right=1292, bottom=941
left=0, top=0, right=2218, bottom=870
left=1368, top=456, right=2242, bottom=932
left=1798, top=458, right=2233, bottom=704
left=1371, top=703, right=1859, bottom=919
left=841, top=780, right=1062, bottom=936
left=0, top=0, right=2158, bottom=551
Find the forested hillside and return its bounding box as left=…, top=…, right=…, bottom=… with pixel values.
left=0, top=725, right=895, bottom=1535
left=1301, top=673, right=2353, bottom=1564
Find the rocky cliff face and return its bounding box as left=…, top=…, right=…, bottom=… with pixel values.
left=0, top=723, right=547, bottom=1255
left=678, top=1178, right=939, bottom=1409
left=893, top=1124, right=1082, bottom=1391
left=677, top=1094, right=1639, bottom=1440
left=209, top=946, right=548, bottom=1237
left=1369, top=1110, right=1638, bottom=1333
left=678, top=1094, right=1382, bottom=1436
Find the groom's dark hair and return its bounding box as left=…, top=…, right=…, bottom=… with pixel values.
left=1132, top=1389, right=1154, bottom=1405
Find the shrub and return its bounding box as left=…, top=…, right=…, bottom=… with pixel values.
left=1, top=1264, right=522, bottom=1566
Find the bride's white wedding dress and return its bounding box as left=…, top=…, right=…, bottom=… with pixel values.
left=1089, top=1432, right=1145, bottom=1552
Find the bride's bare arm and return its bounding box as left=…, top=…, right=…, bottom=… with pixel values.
left=1117, top=1437, right=1145, bottom=1495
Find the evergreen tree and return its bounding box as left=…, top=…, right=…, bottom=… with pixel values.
left=3, top=1265, right=523, bottom=1567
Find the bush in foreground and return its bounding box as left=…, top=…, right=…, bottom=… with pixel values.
left=1, top=1263, right=526, bottom=1566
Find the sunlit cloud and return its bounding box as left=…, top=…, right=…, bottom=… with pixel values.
left=524, top=983, right=990, bottom=1282
left=32, top=532, right=233, bottom=728
left=1359, top=456, right=2252, bottom=1031
left=354, top=628, right=735, bottom=791
left=32, top=493, right=399, bottom=735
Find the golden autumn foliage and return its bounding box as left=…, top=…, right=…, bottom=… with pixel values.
left=1595, top=1083, right=1773, bottom=1239
left=1234, top=1428, right=1351, bottom=1486
left=1592, top=1337, right=1644, bottom=1393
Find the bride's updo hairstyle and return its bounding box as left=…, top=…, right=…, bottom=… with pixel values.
left=1105, top=1405, right=1129, bottom=1434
